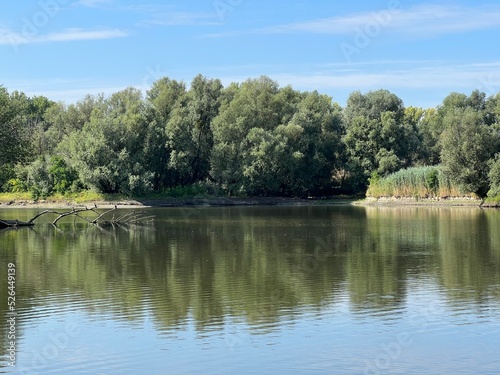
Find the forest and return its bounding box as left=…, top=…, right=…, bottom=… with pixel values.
left=1, top=74, right=500, bottom=200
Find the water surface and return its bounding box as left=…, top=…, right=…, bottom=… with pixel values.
left=1, top=205, right=499, bottom=374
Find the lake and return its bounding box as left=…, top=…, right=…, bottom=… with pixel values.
left=1, top=205, right=499, bottom=374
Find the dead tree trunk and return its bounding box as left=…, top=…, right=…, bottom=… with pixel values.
left=0, top=206, right=154, bottom=228
left=0, top=219, right=35, bottom=228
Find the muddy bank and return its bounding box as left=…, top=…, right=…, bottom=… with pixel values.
left=6, top=196, right=496, bottom=210
left=355, top=196, right=500, bottom=208
left=0, top=196, right=356, bottom=209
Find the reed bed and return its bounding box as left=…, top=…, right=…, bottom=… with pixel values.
left=366, top=166, right=470, bottom=198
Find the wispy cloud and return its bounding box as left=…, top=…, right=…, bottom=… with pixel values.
left=205, top=60, right=500, bottom=107
left=0, top=27, right=128, bottom=46
left=37, top=28, right=128, bottom=42
left=208, top=4, right=500, bottom=37
left=28, top=85, right=129, bottom=103
left=2, top=77, right=133, bottom=103
left=72, top=1, right=221, bottom=27
left=5, top=61, right=500, bottom=107
left=141, top=11, right=220, bottom=26
left=270, top=62, right=500, bottom=90
left=76, top=0, right=113, bottom=8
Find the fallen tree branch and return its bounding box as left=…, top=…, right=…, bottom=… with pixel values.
left=52, top=207, right=98, bottom=225
left=1, top=206, right=154, bottom=228
left=91, top=206, right=117, bottom=224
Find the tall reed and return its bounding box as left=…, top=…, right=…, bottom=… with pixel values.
left=366, top=166, right=470, bottom=198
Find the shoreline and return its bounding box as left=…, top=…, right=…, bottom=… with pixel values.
left=0, top=196, right=357, bottom=209
left=355, top=196, right=499, bottom=208
left=1, top=196, right=499, bottom=209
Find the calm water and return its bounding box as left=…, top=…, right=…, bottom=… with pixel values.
left=1, top=205, right=500, bottom=375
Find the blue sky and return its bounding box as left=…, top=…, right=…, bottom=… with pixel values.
left=1, top=0, right=500, bottom=108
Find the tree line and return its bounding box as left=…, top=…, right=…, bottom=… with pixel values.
left=1, top=75, right=499, bottom=199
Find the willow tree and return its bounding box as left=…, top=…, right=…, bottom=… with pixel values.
left=60, top=88, right=153, bottom=195
left=0, top=87, right=34, bottom=189
left=440, top=107, right=495, bottom=198
left=166, top=75, right=223, bottom=185
left=145, top=77, right=187, bottom=190
left=342, top=90, right=418, bottom=191
left=210, top=76, right=284, bottom=195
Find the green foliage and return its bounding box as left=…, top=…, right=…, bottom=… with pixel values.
left=160, top=183, right=217, bottom=198
left=0, top=88, right=29, bottom=166
left=211, top=79, right=343, bottom=196
left=405, top=107, right=439, bottom=165
left=48, top=156, right=79, bottom=194
left=1, top=80, right=500, bottom=199
left=144, top=78, right=187, bottom=190
left=210, top=76, right=284, bottom=194
left=10, top=155, right=79, bottom=199
left=26, top=157, right=52, bottom=199
left=166, top=75, right=223, bottom=185
left=241, top=127, right=289, bottom=195
left=5, top=178, right=26, bottom=193
left=440, top=107, right=495, bottom=198
left=425, top=168, right=439, bottom=193
left=0, top=164, right=15, bottom=192
left=488, top=154, right=500, bottom=198
left=60, top=88, right=153, bottom=196
left=281, top=91, right=343, bottom=196
left=343, top=90, right=420, bottom=191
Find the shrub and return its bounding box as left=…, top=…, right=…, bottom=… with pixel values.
left=48, top=156, right=79, bottom=195
left=425, top=169, right=439, bottom=193
left=26, top=157, right=52, bottom=199
left=5, top=178, right=26, bottom=193
left=17, top=156, right=80, bottom=200
left=0, top=164, right=15, bottom=192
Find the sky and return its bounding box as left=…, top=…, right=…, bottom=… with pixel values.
left=1, top=0, right=500, bottom=108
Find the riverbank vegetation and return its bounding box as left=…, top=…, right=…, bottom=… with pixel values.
left=366, top=166, right=465, bottom=199
left=1, top=76, right=500, bottom=201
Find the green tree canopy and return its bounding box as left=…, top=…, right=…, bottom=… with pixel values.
left=440, top=107, right=495, bottom=198
left=60, top=88, right=153, bottom=195
left=343, top=90, right=417, bottom=190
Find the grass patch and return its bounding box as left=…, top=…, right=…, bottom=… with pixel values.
left=0, top=192, right=32, bottom=203
left=0, top=191, right=129, bottom=204
left=0, top=186, right=219, bottom=205
left=484, top=195, right=500, bottom=204
left=64, top=191, right=127, bottom=203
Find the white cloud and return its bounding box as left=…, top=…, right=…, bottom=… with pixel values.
left=208, top=4, right=500, bottom=38
left=0, top=27, right=128, bottom=46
